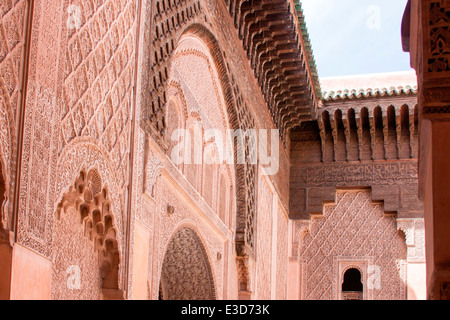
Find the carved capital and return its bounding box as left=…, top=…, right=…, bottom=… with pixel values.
left=236, top=256, right=251, bottom=296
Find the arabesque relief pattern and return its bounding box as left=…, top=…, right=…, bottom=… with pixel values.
left=422, top=0, right=450, bottom=115
left=51, top=205, right=103, bottom=300
left=1, top=0, right=425, bottom=301
left=0, top=0, right=28, bottom=231
left=17, top=0, right=135, bottom=258
left=428, top=1, right=450, bottom=73
left=299, top=190, right=407, bottom=300
left=53, top=169, right=121, bottom=299
left=160, top=227, right=216, bottom=300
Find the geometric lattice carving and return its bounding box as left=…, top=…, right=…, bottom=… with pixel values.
left=423, top=105, right=450, bottom=114
left=160, top=228, right=216, bottom=300
left=56, top=169, right=122, bottom=298
left=299, top=189, right=408, bottom=300
left=18, top=0, right=135, bottom=258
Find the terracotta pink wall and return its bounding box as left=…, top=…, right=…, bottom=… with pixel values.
left=423, top=125, right=434, bottom=295
left=10, top=243, right=51, bottom=300
left=132, top=220, right=150, bottom=300
left=431, top=122, right=450, bottom=269
left=422, top=120, right=450, bottom=298
left=0, top=243, right=12, bottom=299
left=422, top=121, right=450, bottom=299
left=287, top=260, right=300, bottom=300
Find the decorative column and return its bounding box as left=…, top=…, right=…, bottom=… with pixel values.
left=403, top=0, right=450, bottom=300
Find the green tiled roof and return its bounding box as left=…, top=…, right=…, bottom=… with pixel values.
left=323, top=85, right=418, bottom=101
left=320, top=71, right=418, bottom=101
left=294, top=0, right=322, bottom=100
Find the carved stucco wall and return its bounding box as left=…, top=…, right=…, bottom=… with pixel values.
left=16, top=0, right=135, bottom=281
left=5, top=0, right=420, bottom=301
left=299, top=189, right=408, bottom=300
left=51, top=206, right=102, bottom=300
left=52, top=167, right=122, bottom=300
left=150, top=177, right=225, bottom=300
left=168, top=35, right=232, bottom=203
left=0, top=78, right=13, bottom=230
left=120, top=0, right=293, bottom=299
left=276, top=203, right=288, bottom=300
left=0, top=0, right=28, bottom=230
left=2, top=0, right=421, bottom=302
left=140, top=32, right=237, bottom=217
left=142, top=31, right=241, bottom=300
left=139, top=0, right=293, bottom=262
left=137, top=20, right=294, bottom=294
left=255, top=173, right=273, bottom=300
left=397, top=218, right=425, bottom=263
left=254, top=173, right=289, bottom=300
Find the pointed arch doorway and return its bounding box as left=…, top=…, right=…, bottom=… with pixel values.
left=159, top=227, right=216, bottom=300
left=341, top=268, right=364, bottom=300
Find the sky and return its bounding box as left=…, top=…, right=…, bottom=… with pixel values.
left=301, top=0, right=413, bottom=78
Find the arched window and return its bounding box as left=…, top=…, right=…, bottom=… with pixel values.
left=341, top=268, right=363, bottom=300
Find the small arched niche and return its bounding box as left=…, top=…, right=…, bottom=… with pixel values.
left=341, top=268, right=364, bottom=300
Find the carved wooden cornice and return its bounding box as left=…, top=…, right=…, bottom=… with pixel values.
left=225, top=0, right=321, bottom=140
